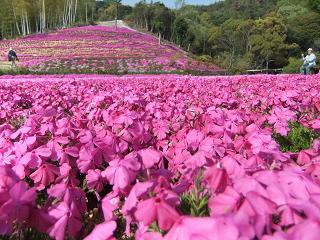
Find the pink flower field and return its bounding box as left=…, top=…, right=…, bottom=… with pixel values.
left=0, top=26, right=221, bottom=74
left=1, top=73, right=320, bottom=240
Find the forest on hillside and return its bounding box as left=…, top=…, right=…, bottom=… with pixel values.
left=1, top=0, right=320, bottom=73
left=0, top=0, right=96, bottom=37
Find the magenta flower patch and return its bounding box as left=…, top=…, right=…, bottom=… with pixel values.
left=0, top=74, right=319, bottom=239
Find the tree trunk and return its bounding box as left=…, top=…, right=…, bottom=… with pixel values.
left=85, top=1, right=88, bottom=24
left=40, top=0, right=46, bottom=32
left=68, top=0, right=72, bottom=25
left=11, top=1, right=21, bottom=35
left=21, top=17, right=25, bottom=36
left=26, top=13, right=30, bottom=35
left=74, top=0, right=78, bottom=23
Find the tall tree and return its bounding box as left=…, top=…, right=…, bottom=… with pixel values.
left=249, top=15, right=298, bottom=69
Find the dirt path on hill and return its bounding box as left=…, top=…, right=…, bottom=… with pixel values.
left=98, top=20, right=190, bottom=55
left=98, top=20, right=138, bottom=32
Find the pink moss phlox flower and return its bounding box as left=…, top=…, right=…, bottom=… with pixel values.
left=102, top=153, right=141, bottom=190
left=277, top=168, right=320, bottom=201
left=102, top=192, right=120, bottom=221
left=268, top=107, right=296, bottom=136
left=138, top=148, right=162, bottom=169
left=305, top=162, right=320, bottom=181
left=77, top=144, right=103, bottom=173
left=203, top=163, right=229, bottom=194
left=86, top=169, right=105, bottom=192
left=209, top=186, right=242, bottom=216
left=0, top=166, right=19, bottom=205
left=199, top=136, right=225, bottom=159
left=134, top=194, right=180, bottom=231
left=56, top=163, right=80, bottom=186
left=46, top=136, right=70, bottom=161
left=10, top=125, right=33, bottom=140
left=310, top=118, right=320, bottom=130
left=20, top=146, right=52, bottom=169
left=247, top=129, right=278, bottom=155
left=185, top=107, right=203, bottom=120
left=280, top=90, right=298, bottom=105
left=56, top=145, right=79, bottom=164
left=186, top=129, right=204, bottom=153
left=153, top=121, right=169, bottom=140
left=122, top=181, right=155, bottom=215
left=297, top=149, right=317, bottom=166
left=136, top=231, right=163, bottom=240
left=84, top=221, right=117, bottom=240
left=0, top=181, right=36, bottom=235
left=0, top=72, right=320, bottom=239
left=47, top=202, right=82, bottom=240
left=47, top=183, right=87, bottom=215
left=312, top=139, right=320, bottom=152
left=164, top=216, right=239, bottom=240
left=221, top=155, right=246, bottom=179
left=287, top=220, right=320, bottom=240
left=30, top=163, right=60, bottom=190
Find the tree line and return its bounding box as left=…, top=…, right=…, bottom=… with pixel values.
left=97, top=0, right=320, bottom=73
left=0, top=0, right=96, bottom=39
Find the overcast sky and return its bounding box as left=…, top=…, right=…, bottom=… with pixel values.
left=121, top=0, right=219, bottom=8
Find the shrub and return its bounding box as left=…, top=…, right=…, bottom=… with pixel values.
left=196, top=55, right=213, bottom=63
left=283, top=57, right=302, bottom=73
left=273, top=121, right=319, bottom=152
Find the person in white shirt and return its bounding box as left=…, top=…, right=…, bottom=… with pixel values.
left=300, top=48, right=317, bottom=74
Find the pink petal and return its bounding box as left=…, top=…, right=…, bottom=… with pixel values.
left=139, top=148, right=162, bottom=169
left=84, top=221, right=117, bottom=240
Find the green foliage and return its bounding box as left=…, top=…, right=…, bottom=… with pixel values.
left=273, top=122, right=320, bottom=152
left=148, top=223, right=166, bottom=236
left=287, top=12, right=320, bottom=51
left=10, top=116, right=25, bottom=130
left=283, top=57, right=302, bottom=73
left=0, top=67, right=31, bottom=76
left=98, top=2, right=132, bottom=21
left=180, top=174, right=210, bottom=217
left=277, top=4, right=308, bottom=21
left=0, top=229, right=52, bottom=240
left=308, top=0, right=320, bottom=12
left=114, top=210, right=136, bottom=240
left=214, top=52, right=253, bottom=73
left=209, top=19, right=251, bottom=55
left=196, top=55, right=213, bottom=63
left=249, top=15, right=299, bottom=69
left=126, top=1, right=174, bottom=39
left=173, top=17, right=190, bottom=47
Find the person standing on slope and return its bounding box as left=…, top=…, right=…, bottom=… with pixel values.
left=300, top=48, right=317, bottom=75
left=8, top=47, right=19, bottom=68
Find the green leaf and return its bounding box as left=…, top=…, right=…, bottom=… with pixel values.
left=273, top=121, right=320, bottom=153
left=178, top=171, right=210, bottom=217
